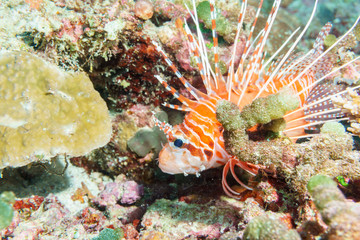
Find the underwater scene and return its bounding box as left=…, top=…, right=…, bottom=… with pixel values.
left=0, top=0, right=360, bottom=239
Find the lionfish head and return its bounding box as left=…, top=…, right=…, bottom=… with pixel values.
left=153, top=115, right=207, bottom=176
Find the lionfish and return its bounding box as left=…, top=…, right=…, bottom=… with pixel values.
left=152, top=0, right=360, bottom=197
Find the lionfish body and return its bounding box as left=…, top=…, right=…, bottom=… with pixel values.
left=153, top=0, right=360, bottom=194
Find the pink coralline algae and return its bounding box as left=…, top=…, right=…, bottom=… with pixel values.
left=1, top=194, right=69, bottom=239
left=134, top=0, right=154, bottom=20
left=121, top=181, right=144, bottom=205
left=77, top=207, right=107, bottom=232
left=93, top=178, right=144, bottom=207
left=94, top=182, right=123, bottom=207
left=57, top=18, right=84, bottom=43
left=153, top=0, right=189, bottom=20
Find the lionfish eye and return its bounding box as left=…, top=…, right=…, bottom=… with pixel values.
left=174, top=138, right=183, bottom=147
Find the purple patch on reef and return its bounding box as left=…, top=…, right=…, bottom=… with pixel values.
left=120, top=181, right=144, bottom=204
left=93, top=180, right=144, bottom=207
left=94, top=182, right=122, bottom=207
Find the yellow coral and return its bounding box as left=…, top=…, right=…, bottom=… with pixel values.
left=0, top=51, right=112, bottom=169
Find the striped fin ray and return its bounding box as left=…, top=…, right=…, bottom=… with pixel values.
left=296, top=55, right=360, bottom=99
left=303, top=83, right=346, bottom=122
left=152, top=112, right=175, bottom=141
left=260, top=27, right=301, bottom=74
left=183, top=8, right=214, bottom=93
left=154, top=75, right=193, bottom=107
left=259, top=19, right=338, bottom=107
left=255, top=0, right=320, bottom=100
left=227, top=0, right=247, bottom=100
left=263, top=16, right=360, bottom=102
left=312, top=22, right=332, bottom=54
left=237, top=0, right=283, bottom=106
left=209, top=0, right=220, bottom=84
left=183, top=22, right=210, bottom=92
left=152, top=41, right=206, bottom=101
left=244, top=0, right=280, bottom=82
left=235, top=0, right=264, bottom=93
left=284, top=84, right=360, bottom=137
left=184, top=0, right=227, bottom=94
left=275, top=23, right=333, bottom=86
left=162, top=103, right=191, bottom=112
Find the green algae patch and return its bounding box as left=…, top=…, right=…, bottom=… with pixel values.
left=307, top=175, right=360, bottom=238
left=307, top=175, right=345, bottom=212
left=0, top=191, right=15, bottom=230
left=196, top=1, right=232, bottom=38
left=240, top=87, right=299, bottom=128
left=0, top=51, right=112, bottom=169
left=324, top=34, right=337, bottom=49
left=307, top=175, right=338, bottom=195
left=320, top=122, right=346, bottom=135
left=92, top=228, right=124, bottom=240
left=243, top=214, right=301, bottom=240
left=141, top=198, right=237, bottom=238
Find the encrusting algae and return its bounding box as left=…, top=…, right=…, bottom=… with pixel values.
left=0, top=51, right=112, bottom=169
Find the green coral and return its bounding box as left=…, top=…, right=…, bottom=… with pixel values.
left=243, top=214, right=301, bottom=240
left=216, top=87, right=299, bottom=149
left=92, top=228, right=124, bottom=240
left=0, top=191, right=15, bottom=230
left=0, top=51, right=112, bottom=169
left=241, top=87, right=300, bottom=127
left=307, top=175, right=344, bottom=212
left=218, top=87, right=299, bottom=131
left=196, top=1, right=232, bottom=38
left=141, top=198, right=237, bottom=239
left=320, top=122, right=346, bottom=135
left=307, top=175, right=360, bottom=239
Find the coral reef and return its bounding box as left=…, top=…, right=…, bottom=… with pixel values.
left=0, top=0, right=359, bottom=239
left=0, top=168, right=145, bottom=239
left=0, top=51, right=112, bottom=169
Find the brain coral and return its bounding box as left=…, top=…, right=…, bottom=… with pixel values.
left=0, top=51, right=112, bottom=169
